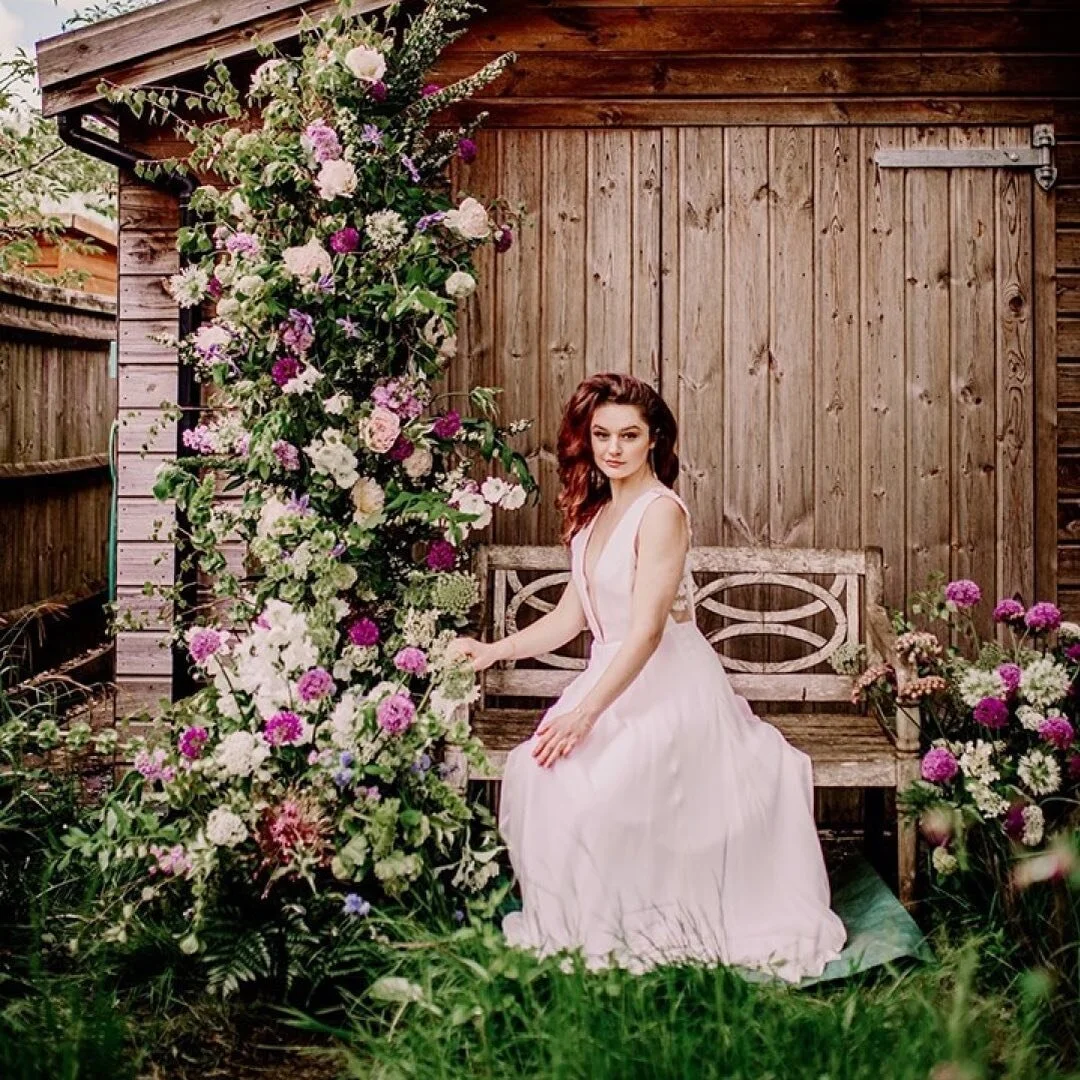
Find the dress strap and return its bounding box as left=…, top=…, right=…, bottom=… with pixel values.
left=632, top=487, right=697, bottom=625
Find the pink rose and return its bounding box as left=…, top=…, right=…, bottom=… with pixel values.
left=362, top=405, right=401, bottom=454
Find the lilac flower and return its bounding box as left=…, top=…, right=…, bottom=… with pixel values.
left=178, top=726, right=209, bottom=760
left=974, top=696, right=1009, bottom=729
left=1025, top=602, right=1062, bottom=633
left=416, top=211, right=446, bottom=232
left=343, top=893, right=371, bottom=916
left=264, top=709, right=305, bottom=746
left=361, top=122, right=383, bottom=146
left=426, top=539, right=457, bottom=571
left=1039, top=714, right=1075, bottom=750
left=233, top=432, right=251, bottom=457
left=285, top=492, right=312, bottom=515
left=368, top=80, right=387, bottom=102
left=993, top=598, right=1026, bottom=625
left=421, top=82, right=442, bottom=97
left=997, top=663, right=1022, bottom=696
left=336, top=316, right=362, bottom=338
left=281, top=309, right=315, bottom=354
left=302, top=118, right=342, bottom=162
left=388, top=435, right=414, bottom=462
left=316, top=272, right=335, bottom=294
left=330, top=541, right=346, bottom=558
left=271, top=356, right=301, bottom=387
left=188, top=627, right=225, bottom=664
left=225, top=231, right=261, bottom=259
left=330, top=227, right=361, bottom=253
left=348, top=618, right=380, bottom=647
left=272, top=439, right=300, bottom=471
left=457, top=137, right=477, bottom=163
left=377, top=692, right=416, bottom=734
left=945, top=579, right=982, bottom=610
left=920, top=747, right=959, bottom=783
left=431, top=410, right=461, bottom=439
left=182, top=425, right=216, bottom=455
left=452, top=909, right=466, bottom=924
left=297, top=667, right=334, bottom=703
left=401, top=154, right=421, bottom=182
left=494, top=225, right=514, bottom=254
left=134, top=748, right=175, bottom=784
left=394, top=646, right=428, bottom=676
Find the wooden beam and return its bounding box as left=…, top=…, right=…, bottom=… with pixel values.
left=0, top=453, right=109, bottom=480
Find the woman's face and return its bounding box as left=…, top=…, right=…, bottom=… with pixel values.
left=590, top=402, right=654, bottom=482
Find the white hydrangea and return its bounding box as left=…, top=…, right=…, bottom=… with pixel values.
left=214, top=731, right=271, bottom=778
left=305, top=429, right=359, bottom=488
left=480, top=476, right=511, bottom=504
left=257, top=495, right=296, bottom=539
left=365, top=209, right=407, bottom=253
left=1021, top=804, right=1045, bottom=847
left=329, top=690, right=362, bottom=749
left=206, top=806, right=249, bottom=848
left=1020, top=657, right=1072, bottom=710
left=323, top=392, right=351, bottom=415
left=957, top=667, right=1005, bottom=708
left=1018, top=749, right=1062, bottom=797
left=931, top=846, right=958, bottom=875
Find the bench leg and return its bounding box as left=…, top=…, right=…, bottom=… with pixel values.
left=896, top=754, right=921, bottom=910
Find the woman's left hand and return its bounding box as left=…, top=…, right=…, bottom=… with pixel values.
left=531, top=701, right=601, bottom=768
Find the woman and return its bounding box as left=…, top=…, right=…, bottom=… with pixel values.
left=451, top=372, right=846, bottom=980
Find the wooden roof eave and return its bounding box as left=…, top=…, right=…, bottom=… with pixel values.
left=36, top=0, right=395, bottom=119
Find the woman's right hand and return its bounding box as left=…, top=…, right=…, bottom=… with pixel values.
left=447, top=636, right=500, bottom=672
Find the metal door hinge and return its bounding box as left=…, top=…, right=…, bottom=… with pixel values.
left=874, top=124, right=1056, bottom=191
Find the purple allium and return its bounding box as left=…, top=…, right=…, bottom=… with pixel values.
left=297, top=667, right=334, bottom=703
left=431, top=409, right=462, bottom=439
left=281, top=308, right=315, bottom=354
left=494, top=224, right=514, bottom=254
left=388, top=435, right=414, bottom=462
left=974, top=696, right=1010, bottom=729
left=1025, top=602, right=1062, bottom=633
left=207, top=275, right=224, bottom=298
left=178, top=726, right=209, bottom=760
left=426, top=539, right=457, bottom=571
left=188, top=627, right=225, bottom=664
left=401, top=154, right=420, bottom=182
left=421, top=82, right=442, bottom=97
left=416, top=211, right=446, bottom=232
left=394, top=646, right=428, bottom=676
left=348, top=617, right=380, bottom=647
left=368, top=80, right=387, bottom=102
left=272, top=439, right=300, bottom=471
left=1039, top=714, right=1075, bottom=750
left=264, top=709, right=305, bottom=746
left=997, top=663, right=1022, bottom=696
left=361, top=122, right=383, bottom=145
left=457, top=137, right=477, bottom=163
left=945, top=579, right=982, bottom=610
left=303, top=118, right=342, bottom=162
left=330, top=227, right=361, bottom=254
left=1004, top=802, right=1027, bottom=841
left=225, top=231, right=261, bottom=259
left=343, top=893, right=371, bottom=916
left=920, top=747, right=959, bottom=784
left=271, top=355, right=301, bottom=387
left=376, top=692, right=416, bottom=735
left=993, top=598, right=1026, bottom=625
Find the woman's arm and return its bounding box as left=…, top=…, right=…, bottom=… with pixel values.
left=489, top=573, right=588, bottom=663
left=531, top=497, right=689, bottom=767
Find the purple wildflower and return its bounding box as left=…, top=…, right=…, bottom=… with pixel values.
left=993, top=598, right=1026, bottom=625
left=330, top=227, right=361, bottom=253
left=333, top=768, right=354, bottom=788
left=945, top=579, right=982, bottom=610
left=431, top=409, right=462, bottom=439
left=272, top=439, right=300, bottom=471
left=316, top=272, right=335, bottom=294
left=410, top=752, right=432, bottom=775
left=303, top=118, right=342, bottom=162
left=149, top=844, right=192, bottom=877
left=264, top=709, right=305, bottom=746
left=358, top=785, right=381, bottom=802
left=494, top=225, right=514, bottom=254
left=348, top=618, right=380, bottom=647
left=271, top=355, right=301, bottom=387
left=368, top=80, right=387, bottom=102
left=281, top=309, right=315, bottom=354
left=297, top=667, right=334, bottom=703
left=401, top=154, right=420, bottom=182
left=377, top=692, right=416, bottom=735
left=1025, top=602, right=1062, bottom=633
left=1039, top=714, right=1075, bottom=750
left=426, top=539, right=457, bottom=571
left=336, top=316, right=362, bottom=338
left=997, top=663, right=1022, bottom=696
left=394, top=646, right=428, bottom=676
left=388, top=435, right=414, bottom=462
left=453, top=908, right=465, bottom=924
left=339, top=751, right=354, bottom=768
left=285, top=492, right=311, bottom=515
left=343, top=893, right=371, bottom=916
left=361, top=122, right=383, bottom=146
left=178, top=726, right=209, bottom=760
left=457, top=137, right=477, bottom=163
left=920, top=747, right=959, bottom=784
left=416, top=211, right=446, bottom=232
left=974, top=696, right=1009, bottom=729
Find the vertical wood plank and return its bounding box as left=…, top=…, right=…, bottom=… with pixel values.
left=996, top=126, right=1036, bottom=606
left=905, top=126, right=952, bottom=601
left=861, top=127, right=907, bottom=614
left=632, top=129, right=663, bottom=388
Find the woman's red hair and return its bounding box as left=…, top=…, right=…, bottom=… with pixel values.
left=555, top=372, right=680, bottom=544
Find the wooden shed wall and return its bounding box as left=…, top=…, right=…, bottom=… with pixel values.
left=108, top=0, right=1079, bottom=714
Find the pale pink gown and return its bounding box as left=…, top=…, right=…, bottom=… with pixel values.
left=499, top=485, right=847, bottom=981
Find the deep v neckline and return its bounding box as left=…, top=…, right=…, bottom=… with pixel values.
left=581, top=486, right=666, bottom=641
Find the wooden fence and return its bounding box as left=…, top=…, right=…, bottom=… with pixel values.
left=0, top=273, right=116, bottom=676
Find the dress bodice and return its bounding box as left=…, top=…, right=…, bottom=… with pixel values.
left=571, top=486, right=695, bottom=644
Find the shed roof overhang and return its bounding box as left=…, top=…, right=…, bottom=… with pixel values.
left=36, top=0, right=395, bottom=119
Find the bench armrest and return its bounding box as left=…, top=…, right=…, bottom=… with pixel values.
left=866, top=602, right=920, bottom=754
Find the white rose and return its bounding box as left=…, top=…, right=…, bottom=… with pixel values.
left=351, top=476, right=385, bottom=524
left=443, top=196, right=490, bottom=240
left=316, top=158, right=357, bottom=201
left=206, top=806, right=248, bottom=848
left=282, top=236, right=332, bottom=281
left=403, top=445, right=433, bottom=479
left=445, top=270, right=477, bottom=299
left=343, top=45, right=386, bottom=83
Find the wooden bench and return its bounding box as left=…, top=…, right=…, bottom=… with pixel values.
left=455, top=544, right=919, bottom=907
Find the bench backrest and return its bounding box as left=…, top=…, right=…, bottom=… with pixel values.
left=473, top=545, right=885, bottom=708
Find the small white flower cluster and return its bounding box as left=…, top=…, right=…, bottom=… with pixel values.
left=167, top=265, right=210, bottom=308
left=205, top=806, right=249, bottom=847
left=445, top=477, right=527, bottom=540
left=365, top=209, right=407, bottom=253
left=305, top=429, right=360, bottom=488
left=1017, top=748, right=1062, bottom=797
left=957, top=667, right=1005, bottom=708
left=1021, top=804, right=1045, bottom=847
left=1019, top=657, right=1071, bottom=711
left=214, top=730, right=271, bottom=778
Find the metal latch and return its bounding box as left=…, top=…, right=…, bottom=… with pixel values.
left=874, top=124, right=1056, bottom=191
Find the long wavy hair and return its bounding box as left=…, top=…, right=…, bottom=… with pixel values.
left=555, top=372, right=680, bottom=544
